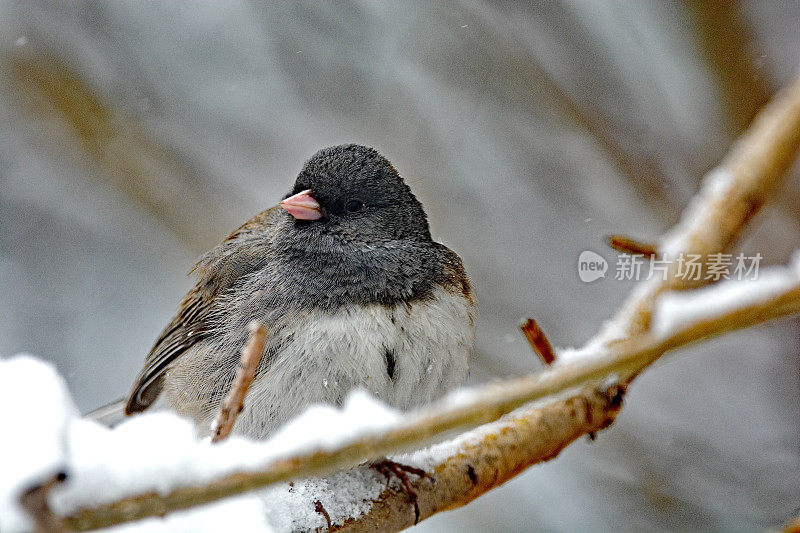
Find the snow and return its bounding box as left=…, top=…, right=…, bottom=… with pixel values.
left=258, top=468, right=387, bottom=532
left=660, top=168, right=736, bottom=257
left=653, top=253, right=800, bottom=337
left=103, top=496, right=272, bottom=533
left=555, top=344, right=609, bottom=366
left=264, top=392, right=401, bottom=454
left=51, top=391, right=401, bottom=514
left=0, top=355, right=76, bottom=533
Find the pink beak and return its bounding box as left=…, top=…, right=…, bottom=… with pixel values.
left=280, top=189, right=322, bottom=220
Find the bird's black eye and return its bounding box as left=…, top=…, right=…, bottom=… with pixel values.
left=345, top=199, right=364, bottom=213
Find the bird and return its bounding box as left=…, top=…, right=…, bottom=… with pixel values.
left=120, top=144, right=475, bottom=440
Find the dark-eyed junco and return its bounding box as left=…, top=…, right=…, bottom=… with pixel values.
left=124, top=144, right=475, bottom=439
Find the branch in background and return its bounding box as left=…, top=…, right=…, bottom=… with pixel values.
left=782, top=513, right=800, bottom=533
left=685, top=1, right=771, bottom=135
left=684, top=0, right=800, bottom=232
left=8, top=52, right=234, bottom=252
left=212, top=322, right=267, bottom=443
left=520, top=318, right=556, bottom=365
left=466, top=2, right=680, bottom=218
left=606, top=234, right=658, bottom=258
left=58, top=74, right=800, bottom=532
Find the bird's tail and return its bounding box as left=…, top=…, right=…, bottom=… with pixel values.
left=84, top=398, right=127, bottom=427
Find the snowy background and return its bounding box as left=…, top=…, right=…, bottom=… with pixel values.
left=1, top=1, right=799, bottom=531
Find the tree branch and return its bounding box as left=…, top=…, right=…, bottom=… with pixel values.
left=333, top=385, right=625, bottom=532
left=211, top=321, right=267, bottom=443
left=595, top=73, right=800, bottom=344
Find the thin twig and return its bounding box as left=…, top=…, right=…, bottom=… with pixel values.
left=314, top=499, right=332, bottom=530
left=606, top=234, right=658, bottom=258
left=782, top=513, right=800, bottom=533
left=520, top=318, right=556, bottom=365
left=211, top=321, right=267, bottom=443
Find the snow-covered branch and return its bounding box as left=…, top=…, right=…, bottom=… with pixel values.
left=60, top=269, right=800, bottom=532
left=333, top=274, right=800, bottom=531
left=592, top=73, right=800, bottom=346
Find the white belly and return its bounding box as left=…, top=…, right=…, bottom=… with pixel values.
left=231, top=286, right=475, bottom=438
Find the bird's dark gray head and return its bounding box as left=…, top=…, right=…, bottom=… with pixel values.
left=273, top=144, right=442, bottom=308
left=283, top=144, right=431, bottom=244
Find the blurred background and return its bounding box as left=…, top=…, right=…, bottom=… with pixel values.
left=1, top=1, right=799, bottom=531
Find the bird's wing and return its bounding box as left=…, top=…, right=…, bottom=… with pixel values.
left=125, top=205, right=283, bottom=414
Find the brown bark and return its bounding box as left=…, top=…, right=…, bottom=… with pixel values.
left=212, top=321, right=267, bottom=443
left=333, top=386, right=624, bottom=532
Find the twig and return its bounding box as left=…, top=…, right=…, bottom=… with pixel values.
left=211, top=321, right=267, bottom=443
left=782, top=513, right=800, bottom=533
left=606, top=235, right=658, bottom=258
left=20, top=472, right=68, bottom=533
left=520, top=318, right=556, bottom=365
left=314, top=499, right=332, bottom=530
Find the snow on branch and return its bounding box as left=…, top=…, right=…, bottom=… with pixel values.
left=6, top=75, right=800, bottom=533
